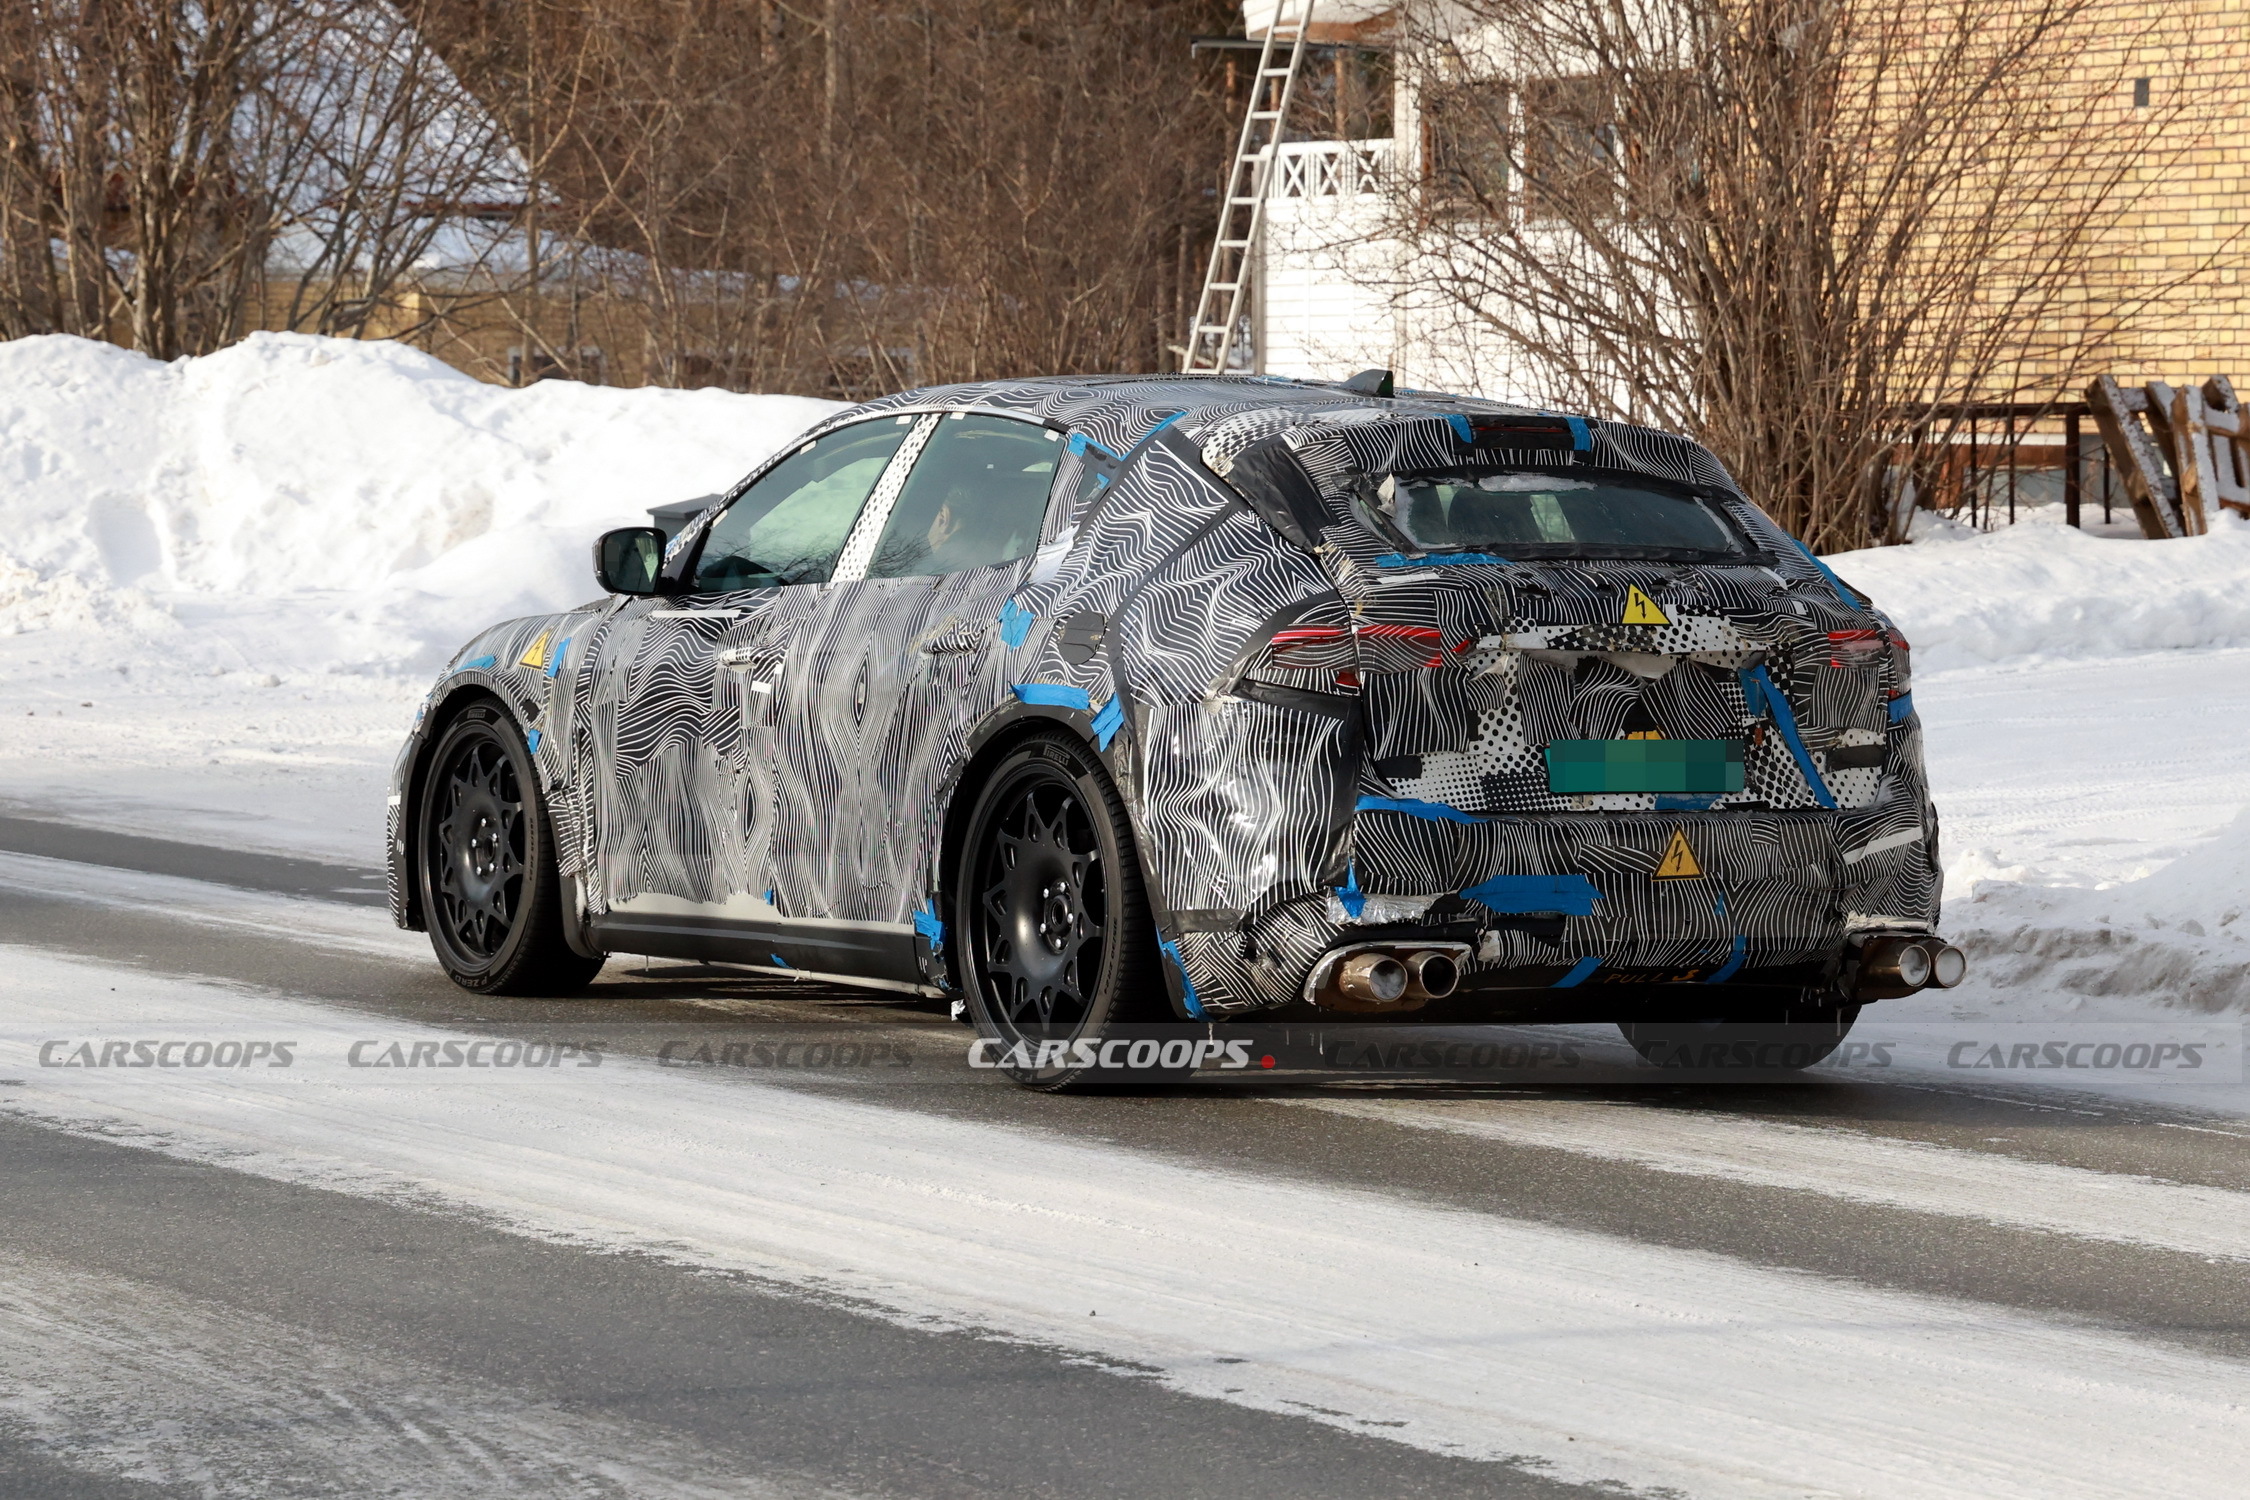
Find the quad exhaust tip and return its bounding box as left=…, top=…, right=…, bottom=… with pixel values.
left=1404, top=949, right=1461, bottom=1000
left=1337, top=952, right=1409, bottom=1005
left=1311, top=942, right=1472, bottom=1011
left=1857, top=935, right=1967, bottom=999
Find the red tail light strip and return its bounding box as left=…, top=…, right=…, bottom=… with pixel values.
left=1355, top=623, right=1445, bottom=671
left=1826, top=629, right=1885, bottom=668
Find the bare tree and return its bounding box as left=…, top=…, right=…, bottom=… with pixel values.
left=420, top=0, right=1233, bottom=395
left=0, top=0, right=523, bottom=358
left=1388, top=0, right=2213, bottom=549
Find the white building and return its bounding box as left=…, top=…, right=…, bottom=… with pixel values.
left=1234, top=2, right=1532, bottom=399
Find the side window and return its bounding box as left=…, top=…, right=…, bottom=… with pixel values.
left=695, top=418, right=913, bottom=591
left=863, top=414, right=1061, bottom=580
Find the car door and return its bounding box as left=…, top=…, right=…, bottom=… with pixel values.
left=823, top=411, right=1071, bottom=934
left=585, top=414, right=923, bottom=964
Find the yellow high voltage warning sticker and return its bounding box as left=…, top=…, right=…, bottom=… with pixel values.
left=1621, top=586, right=1669, bottom=625
left=518, top=632, right=552, bottom=669
left=1655, top=828, right=1703, bottom=879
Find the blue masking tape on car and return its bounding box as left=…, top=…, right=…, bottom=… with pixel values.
left=1789, top=536, right=1853, bottom=602
left=1703, top=933, right=1749, bottom=983
left=1553, top=956, right=1601, bottom=988
left=450, top=654, right=495, bottom=675
left=1460, top=873, right=1601, bottom=916
left=913, top=904, right=945, bottom=951
left=1356, top=795, right=1486, bottom=825
left=1090, top=695, right=1124, bottom=750
left=1013, top=683, right=1092, bottom=711
left=1159, top=937, right=1207, bottom=1019
left=525, top=728, right=542, bottom=753
left=1335, top=863, right=1367, bottom=919
left=1067, top=431, right=1124, bottom=461
left=1445, top=414, right=1476, bottom=444
left=1741, top=664, right=1836, bottom=810
left=545, top=637, right=571, bottom=679
left=997, top=599, right=1034, bottom=649
left=1375, top=552, right=1511, bottom=568
left=1888, top=692, right=1914, bottom=723
left=1123, top=411, right=1182, bottom=458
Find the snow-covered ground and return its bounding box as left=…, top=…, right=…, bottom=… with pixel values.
left=0, top=332, right=838, bottom=858
left=3, top=332, right=2247, bottom=1023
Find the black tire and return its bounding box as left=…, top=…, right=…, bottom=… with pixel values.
left=954, top=734, right=1185, bottom=1092
left=1618, top=999, right=1861, bottom=1073
left=416, top=702, right=603, bottom=995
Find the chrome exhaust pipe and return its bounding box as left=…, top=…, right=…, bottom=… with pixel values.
left=1403, top=949, right=1461, bottom=1000
left=1927, top=943, right=1968, bottom=989
left=1336, top=952, right=1409, bottom=1005
left=1860, top=937, right=1932, bottom=991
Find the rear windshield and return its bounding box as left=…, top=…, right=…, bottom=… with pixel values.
left=1358, top=468, right=1751, bottom=561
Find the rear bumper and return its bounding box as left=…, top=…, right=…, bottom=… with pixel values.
left=1164, top=806, right=1942, bottom=1017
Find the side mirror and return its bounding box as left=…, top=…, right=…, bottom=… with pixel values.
left=594, top=527, right=668, bottom=596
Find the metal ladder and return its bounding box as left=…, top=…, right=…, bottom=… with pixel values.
left=1180, top=1, right=1316, bottom=374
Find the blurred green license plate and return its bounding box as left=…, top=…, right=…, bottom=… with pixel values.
left=1544, top=738, right=1745, bottom=795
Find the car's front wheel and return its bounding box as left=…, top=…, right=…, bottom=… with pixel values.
left=954, top=734, right=1186, bottom=1092
left=416, top=702, right=603, bottom=995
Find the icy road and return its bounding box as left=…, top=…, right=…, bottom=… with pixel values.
left=0, top=817, right=2245, bottom=1500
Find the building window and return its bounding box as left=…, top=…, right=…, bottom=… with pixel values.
left=1422, top=81, right=1510, bottom=216
left=1521, top=74, right=1617, bottom=222
left=2132, top=77, right=2151, bottom=108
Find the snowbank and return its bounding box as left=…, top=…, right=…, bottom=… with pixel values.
left=0, top=332, right=836, bottom=857
left=0, top=332, right=838, bottom=673
left=1827, top=512, right=2250, bottom=672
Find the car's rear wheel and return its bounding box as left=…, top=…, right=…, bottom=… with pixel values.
left=955, top=735, right=1185, bottom=1092
left=417, top=703, right=603, bottom=995
left=1618, top=998, right=1860, bottom=1072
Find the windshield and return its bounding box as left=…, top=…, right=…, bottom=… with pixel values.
left=1364, top=469, right=1750, bottom=560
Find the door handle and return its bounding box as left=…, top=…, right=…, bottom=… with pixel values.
left=920, top=629, right=989, bottom=656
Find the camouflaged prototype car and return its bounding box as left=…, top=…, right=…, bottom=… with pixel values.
left=388, top=373, right=1963, bottom=1088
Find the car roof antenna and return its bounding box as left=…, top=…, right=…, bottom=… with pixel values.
left=1340, top=368, right=1394, bottom=398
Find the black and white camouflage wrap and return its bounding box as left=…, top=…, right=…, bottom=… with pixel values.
left=390, top=375, right=1942, bottom=1018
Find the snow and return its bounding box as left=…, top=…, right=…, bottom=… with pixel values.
left=1, top=330, right=2247, bottom=1021
left=1829, top=509, right=2250, bottom=673
left=0, top=1255, right=772, bottom=1500
left=1821, top=517, right=2250, bottom=1018
left=0, top=332, right=837, bottom=858
left=8, top=945, right=2250, bottom=1500
left=1282, top=1094, right=2250, bottom=1253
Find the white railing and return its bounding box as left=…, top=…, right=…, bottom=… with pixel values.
left=1270, top=139, right=1392, bottom=201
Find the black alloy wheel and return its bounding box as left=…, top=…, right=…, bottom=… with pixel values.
left=1617, top=998, right=1862, bottom=1073
left=955, top=735, right=1183, bottom=1092
left=417, top=702, right=603, bottom=995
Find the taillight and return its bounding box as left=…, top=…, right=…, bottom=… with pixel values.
left=1247, top=619, right=1446, bottom=692
left=1250, top=623, right=1359, bottom=693
left=1826, top=629, right=1885, bottom=667
left=1355, top=623, right=1445, bottom=672
left=1884, top=626, right=1911, bottom=695
left=1267, top=626, right=1353, bottom=669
